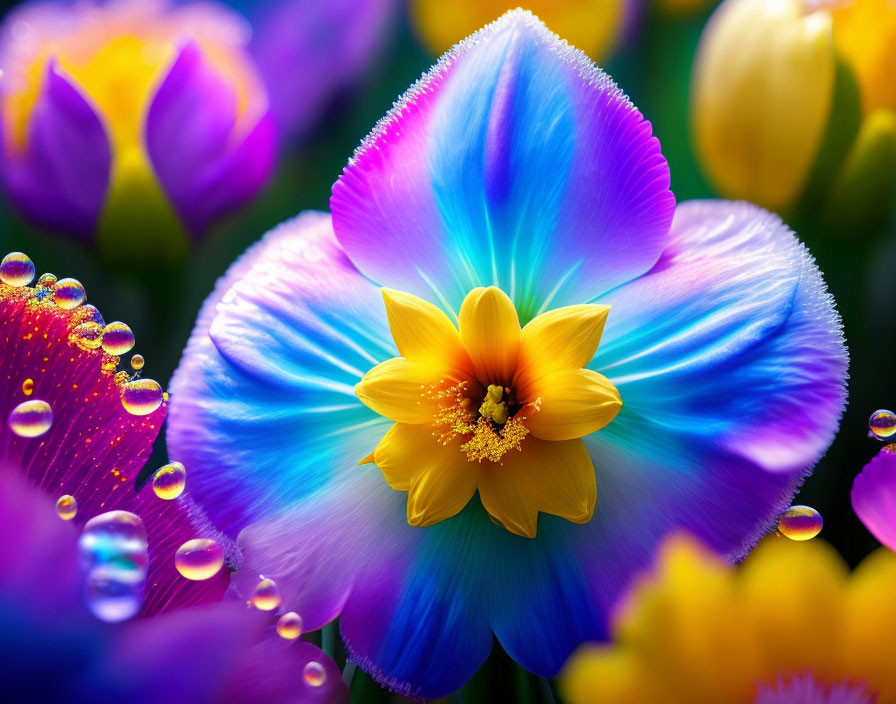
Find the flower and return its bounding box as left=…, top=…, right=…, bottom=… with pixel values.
left=0, top=469, right=350, bottom=704
left=168, top=10, right=847, bottom=697
left=560, top=534, right=896, bottom=704
left=1, top=252, right=228, bottom=614
left=692, top=0, right=896, bottom=219
left=852, top=443, right=896, bottom=551
left=0, top=0, right=274, bottom=253
left=247, top=0, right=399, bottom=141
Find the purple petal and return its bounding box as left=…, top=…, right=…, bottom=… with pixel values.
left=331, top=9, right=674, bottom=320
left=146, top=42, right=275, bottom=236
left=251, top=0, right=398, bottom=140
left=0, top=289, right=229, bottom=614
left=0, top=62, right=110, bottom=240
left=852, top=445, right=896, bottom=550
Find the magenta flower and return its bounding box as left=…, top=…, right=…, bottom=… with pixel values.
left=167, top=11, right=847, bottom=697
left=0, top=0, right=274, bottom=244
left=0, top=470, right=349, bottom=704
left=852, top=444, right=896, bottom=551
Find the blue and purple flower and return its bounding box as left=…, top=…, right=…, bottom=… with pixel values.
left=168, top=10, right=848, bottom=697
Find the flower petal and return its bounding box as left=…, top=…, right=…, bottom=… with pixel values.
left=356, top=358, right=436, bottom=424
left=479, top=437, right=596, bottom=536
left=167, top=211, right=395, bottom=537
left=524, top=368, right=621, bottom=441
left=594, top=200, right=847, bottom=476
left=514, top=303, right=610, bottom=398
left=146, top=42, right=275, bottom=236
left=331, top=9, right=674, bottom=321
left=852, top=445, right=896, bottom=551
left=0, top=61, right=110, bottom=240
left=381, top=288, right=471, bottom=373
left=458, top=286, right=520, bottom=384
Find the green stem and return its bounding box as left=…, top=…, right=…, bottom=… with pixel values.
left=321, top=622, right=336, bottom=658
left=342, top=661, right=356, bottom=687
left=539, top=679, right=557, bottom=704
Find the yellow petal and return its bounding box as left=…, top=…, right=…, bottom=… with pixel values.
left=832, top=0, right=896, bottom=116
left=457, top=287, right=520, bottom=385
left=560, top=646, right=641, bottom=704
left=355, top=357, right=435, bottom=424
left=373, top=423, right=479, bottom=525
left=478, top=437, right=594, bottom=537
left=514, top=304, right=610, bottom=400
left=692, top=0, right=836, bottom=210
left=524, top=369, right=621, bottom=442
left=382, top=288, right=471, bottom=373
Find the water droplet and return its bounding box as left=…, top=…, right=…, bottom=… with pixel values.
left=152, top=462, right=186, bottom=500
left=37, top=273, right=56, bottom=287
left=276, top=611, right=303, bottom=640
left=121, top=379, right=163, bottom=416
left=303, top=661, right=326, bottom=687
left=78, top=510, right=148, bottom=622
left=778, top=505, right=823, bottom=541
left=70, top=322, right=104, bottom=351
left=21, top=378, right=33, bottom=396
left=8, top=399, right=52, bottom=437
left=250, top=577, right=281, bottom=611
left=174, top=538, right=224, bottom=580
left=101, top=321, right=135, bottom=356
left=80, top=304, right=105, bottom=327
left=52, top=277, right=86, bottom=309
left=0, top=252, right=35, bottom=286
left=56, top=494, right=77, bottom=520
left=130, top=354, right=144, bottom=371
left=869, top=409, right=896, bottom=440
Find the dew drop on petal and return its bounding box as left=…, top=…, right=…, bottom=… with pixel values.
left=78, top=510, right=148, bottom=622
left=56, top=494, right=77, bottom=520
left=869, top=409, right=896, bottom=440
left=0, top=252, right=35, bottom=286
left=250, top=577, right=281, bottom=611
left=174, top=538, right=224, bottom=580
left=37, top=273, right=56, bottom=288
left=303, top=661, right=326, bottom=687
left=152, top=461, right=186, bottom=500
left=121, top=378, right=163, bottom=416
left=101, top=321, right=135, bottom=356
left=8, top=399, right=52, bottom=437
left=276, top=611, right=303, bottom=640
left=52, top=277, right=86, bottom=309
left=21, top=378, right=33, bottom=396
left=70, top=322, right=104, bottom=350
left=130, top=354, right=144, bottom=371
left=778, top=505, right=823, bottom=541
left=80, top=304, right=105, bottom=327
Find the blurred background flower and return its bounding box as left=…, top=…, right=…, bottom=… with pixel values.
left=0, top=0, right=275, bottom=260
left=561, top=534, right=896, bottom=704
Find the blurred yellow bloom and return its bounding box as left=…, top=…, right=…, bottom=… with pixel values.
left=409, top=0, right=625, bottom=62
left=561, top=534, right=896, bottom=704
left=692, top=0, right=836, bottom=211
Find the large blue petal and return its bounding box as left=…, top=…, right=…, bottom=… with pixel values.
left=331, top=10, right=674, bottom=322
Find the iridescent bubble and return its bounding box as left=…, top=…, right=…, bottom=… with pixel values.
left=53, top=277, right=86, bottom=309
left=250, top=577, right=281, bottom=611
left=70, top=322, right=104, bottom=351
left=37, top=273, right=56, bottom=287
left=8, top=399, right=52, bottom=437
left=303, top=661, right=326, bottom=687
left=78, top=510, right=148, bottom=623
left=80, top=304, right=105, bottom=327
left=121, top=379, right=163, bottom=416
left=276, top=611, right=303, bottom=640
left=778, top=505, right=823, bottom=541
left=152, top=462, right=186, bottom=500
left=0, top=252, right=35, bottom=286
left=174, top=538, right=224, bottom=581
left=21, top=378, right=33, bottom=396
left=101, top=321, right=135, bottom=356
left=56, top=494, right=77, bottom=520
left=869, top=409, right=896, bottom=440
left=130, top=354, right=145, bottom=371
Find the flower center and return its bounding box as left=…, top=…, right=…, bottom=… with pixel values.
left=754, top=673, right=876, bottom=704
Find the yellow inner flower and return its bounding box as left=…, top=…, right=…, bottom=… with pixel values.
left=356, top=286, right=621, bottom=538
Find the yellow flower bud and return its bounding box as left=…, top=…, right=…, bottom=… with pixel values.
left=692, top=0, right=836, bottom=211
